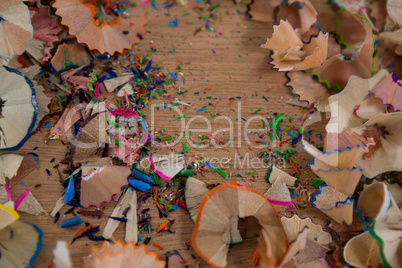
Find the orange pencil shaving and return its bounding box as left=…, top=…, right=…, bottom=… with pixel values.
left=153, top=187, right=163, bottom=211
left=298, top=192, right=303, bottom=202
left=153, top=242, right=164, bottom=250
left=156, top=220, right=171, bottom=233
left=289, top=159, right=301, bottom=175
left=252, top=245, right=260, bottom=267
left=220, top=142, right=226, bottom=150
left=74, top=224, right=92, bottom=237
left=228, top=99, right=233, bottom=106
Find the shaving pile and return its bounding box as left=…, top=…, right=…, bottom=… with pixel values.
left=0, top=0, right=401, bottom=267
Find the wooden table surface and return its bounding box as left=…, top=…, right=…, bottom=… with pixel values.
left=8, top=0, right=359, bottom=267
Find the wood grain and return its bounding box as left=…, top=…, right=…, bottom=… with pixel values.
left=2, top=0, right=383, bottom=267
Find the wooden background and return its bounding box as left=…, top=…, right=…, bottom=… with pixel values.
left=8, top=0, right=359, bottom=267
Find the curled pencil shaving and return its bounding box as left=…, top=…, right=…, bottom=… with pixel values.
left=52, top=0, right=147, bottom=54
left=82, top=241, right=165, bottom=268
left=262, top=20, right=328, bottom=71
left=345, top=182, right=402, bottom=268
left=311, top=184, right=354, bottom=225
left=192, top=183, right=289, bottom=268
left=80, top=165, right=131, bottom=208
left=27, top=4, right=61, bottom=64
left=313, top=13, right=374, bottom=89
left=276, top=0, right=318, bottom=35
left=286, top=71, right=331, bottom=112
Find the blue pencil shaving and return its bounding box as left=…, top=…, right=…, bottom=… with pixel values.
left=141, top=121, right=149, bottom=134
left=151, top=0, right=158, bottom=10
left=170, top=72, right=177, bottom=80
left=144, top=59, right=152, bottom=72
left=291, top=193, right=299, bottom=198
left=206, top=161, right=214, bottom=172
left=42, top=123, right=51, bottom=128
